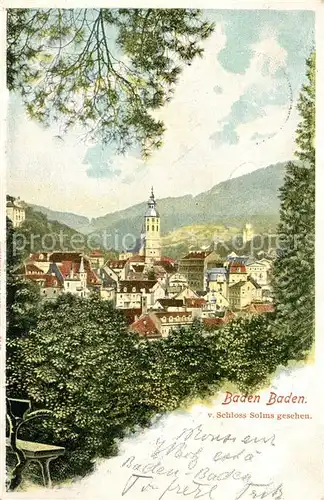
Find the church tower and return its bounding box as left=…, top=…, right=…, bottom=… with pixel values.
left=144, top=187, right=161, bottom=264
left=243, top=223, right=254, bottom=244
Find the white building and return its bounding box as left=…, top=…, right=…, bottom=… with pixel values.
left=246, top=261, right=269, bottom=286
left=116, top=280, right=165, bottom=310
left=6, top=196, right=26, bottom=228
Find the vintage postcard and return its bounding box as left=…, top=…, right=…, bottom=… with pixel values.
left=1, top=3, right=323, bottom=500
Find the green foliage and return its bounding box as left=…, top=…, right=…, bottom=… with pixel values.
left=7, top=8, right=214, bottom=157
left=272, top=52, right=315, bottom=360
left=15, top=206, right=92, bottom=260
left=13, top=294, right=141, bottom=479
left=212, top=314, right=283, bottom=390
left=8, top=293, right=285, bottom=482
left=137, top=321, right=221, bottom=413
left=8, top=282, right=282, bottom=480
left=6, top=218, right=41, bottom=397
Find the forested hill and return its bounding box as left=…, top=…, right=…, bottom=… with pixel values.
left=9, top=207, right=85, bottom=260
left=30, top=162, right=288, bottom=237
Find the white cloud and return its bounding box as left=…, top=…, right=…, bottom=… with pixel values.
left=7, top=26, right=298, bottom=218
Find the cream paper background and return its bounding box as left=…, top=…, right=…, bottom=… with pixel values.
left=0, top=2, right=323, bottom=499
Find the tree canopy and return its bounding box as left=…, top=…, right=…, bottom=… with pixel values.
left=7, top=286, right=282, bottom=482
left=7, top=8, right=214, bottom=157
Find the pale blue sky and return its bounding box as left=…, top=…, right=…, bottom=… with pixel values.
left=8, top=9, right=315, bottom=217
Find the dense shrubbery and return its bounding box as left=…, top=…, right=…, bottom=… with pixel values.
left=7, top=290, right=283, bottom=482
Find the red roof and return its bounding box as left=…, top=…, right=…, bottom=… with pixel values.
left=156, top=261, right=176, bottom=273
left=203, top=317, right=224, bottom=328
left=119, top=280, right=157, bottom=293
left=159, top=256, right=176, bottom=264
left=245, top=303, right=275, bottom=314
left=108, top=260, right=127, bottom=269
left=43, top=275, right=63, bottom=288
left=89, top=249, right=104, bottom=257
left=121, top=308, right=142, bottom=326
left=130, top=315, right=161, bottom=339
left=223, top=310, right=236, bottom=323
left=182, top=251, right=211, bottom=260
left=228, top=262, right=247, bottom=273
left=128, top=255, right=146, bottom=263
left=25, top=264, right=44, bottom=274
left=58, top=260, right=80, bottom=277
left=22, top=274, right=46, bottom=283
left=87, top=269, right=101, bottom=286
left=185, top=298, right=206, bottom=308
left=50, top=252, right=85, bottom=263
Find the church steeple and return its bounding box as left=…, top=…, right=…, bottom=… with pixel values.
left=144, top=187, right=161, bottom=264
left=146, top=186, right=159, bottom=217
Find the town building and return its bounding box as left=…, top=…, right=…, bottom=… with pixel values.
left=116, top=279, right=165, bottom=310
left=150, top=311, right=193, bottom=337
left=227, top=262, right=248, bottom=284
left=205, top=267, right=228, bottom=296
left=119, top=252, right=135, bottom=261
left=88, top=249, right=105, bottom=269
left=178, top=250, right=224, bottom=291
left=245, top=260, right=269, bottom=286
left=153, top=298, right=185, bottom=311
left=228, top=276, right=262, bottom=311
left=184, top=297, right=206, bottom=319
left=98, top=265, right=119, bottom=286
left=106, top=259, right=130, bottom=280
left=204, top=290, right=229, bottom=312
left=173, top=286, right=199, bottom=301
left=6, top=196, right=26, bottom=228
left=20, top=252, right=101, bottom=300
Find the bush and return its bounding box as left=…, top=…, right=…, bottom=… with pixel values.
left=8, top=295, right=287, bottom=482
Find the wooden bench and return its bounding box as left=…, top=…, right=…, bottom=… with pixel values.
left=6, top=438, right=65, bottom=488
left=6, top=398, right=65, bottom=490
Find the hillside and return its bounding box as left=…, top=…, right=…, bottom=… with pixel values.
left=28, top=204, right=90, bottom=232
left=28, top=162, right=288, bottom=245
left=160, top=221, right=280, bottom=259
left=11, top=207, right=118, bottom=261
left=84, top=162, right=286, bottom=238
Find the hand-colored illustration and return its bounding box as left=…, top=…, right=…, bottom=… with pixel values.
left=5, top=8, right=315, bottom=494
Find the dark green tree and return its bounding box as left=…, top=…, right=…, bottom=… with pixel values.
left=272, top=52, right=315, bottom=360
left=211, top=314, right=283, bottom=390
left=6, top=217, right=40, bottom=397
left=136, top=321, right=221, bottom=414
left=13, top=294, right=142, bottom=480
left=7, top=8, right=214, bottom=158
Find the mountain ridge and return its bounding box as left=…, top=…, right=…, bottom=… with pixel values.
left=28, top=162, right=288, bottom=237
